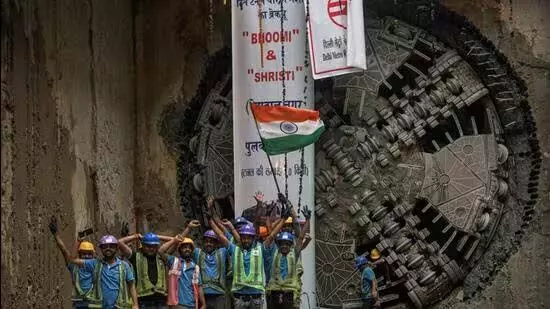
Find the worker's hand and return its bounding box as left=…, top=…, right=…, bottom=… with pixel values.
left=253, top=191, right=264, bottom=203
left=48, top=216, right=58, bottom=235
left=120, top=222, right=130, bottom=237
left=206, top=196, right=215, bottom=207
left=132, top=303, right=138, bottom=309
left=304, top=233, right=312, bottom=240
left=221, top=219, right=233, bottom=228
left=175, top=234, right=185, bottom=242
left=135, top=233, right=143, bottom=240
left=301, top=206, right=312, bottom=220
left=187, top=220, right=201, bottom=229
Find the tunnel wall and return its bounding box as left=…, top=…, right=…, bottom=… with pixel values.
left=1, top=0, right=137, bottom=307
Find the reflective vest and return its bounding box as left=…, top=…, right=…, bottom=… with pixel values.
left=231, top=244, right=264, bottom=293
left=198, top=249, right=226, bottom=294
left=266, top=249, right=302, bottom=297
left=71, top=265, right=94, bottom=302
left=135, top=252, right=167, bottom=297
left=88, top=259, right=133, bottom=308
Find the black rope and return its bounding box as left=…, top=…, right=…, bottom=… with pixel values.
left=279, top=0, right=289, bottom=201
left=297, top=0, right=311, bottom=215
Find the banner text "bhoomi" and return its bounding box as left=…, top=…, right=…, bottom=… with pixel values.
left=251, top=31, right=293, bottom=44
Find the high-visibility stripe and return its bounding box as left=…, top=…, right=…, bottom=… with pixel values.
left=251, top=104, right=320, bottom=123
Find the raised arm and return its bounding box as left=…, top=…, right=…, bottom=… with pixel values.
left=224, top=219, right=241, bottom=245
left=118, top=233, right=140, bottom=244
left=158, top=235, right=174, bottom=242
left=264, top=199, right=291, bottom=247
left=158, top=236, right=181, bottom=263
left=301, top=233, right=312, bottom=250
left=209, top=217, right=230, bottom=246
left=117, top=236, right=134, bottom=259
left=296, top=206, right=312, bottom=251
left=252, top=191, right=264, bottom=231
left=49, top=217, right=72, bottom=264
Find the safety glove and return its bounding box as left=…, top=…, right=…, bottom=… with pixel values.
left=49, top=216, right=58, bottom=235
left=301, top=205, right=312, bottom=220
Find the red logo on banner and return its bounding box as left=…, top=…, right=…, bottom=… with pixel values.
left=327, top=0, right=347, bottom=29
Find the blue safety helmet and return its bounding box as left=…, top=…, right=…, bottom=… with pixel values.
left=355, top=255, right=368, bottom=269
left=142, top=232, right=161, bottom=246
left=276, top=232, right=294, bottom=243
left=234, top=216, right=250, bottom=228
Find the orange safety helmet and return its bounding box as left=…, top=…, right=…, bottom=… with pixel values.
left=259, top=226, right=268, bottom=238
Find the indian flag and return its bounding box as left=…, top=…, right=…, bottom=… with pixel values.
left=250, top=104, right=325, bottom=155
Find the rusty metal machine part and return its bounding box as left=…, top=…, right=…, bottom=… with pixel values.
left=172, top=4, right=541, bottom=309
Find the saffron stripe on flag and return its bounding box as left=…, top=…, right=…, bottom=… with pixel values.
left=251, top=104, right=320, bottom=123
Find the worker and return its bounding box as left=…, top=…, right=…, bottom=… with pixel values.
left=355, top=255, right=378, bottom=309
left=258, top=226, right=269, bottom=242
left=159, top=236, right=206, bottom=309
left=118, top=232, right=174, bottom=309
left=210, top=196, right=290, bottom=309
left=70, top=234, right=139, bottom=309
left=265, top=232, right=303, bottom=309
left=49, top=217, right=96, bottom=309
left=195, top=229, right=230, bottom=309
left=370, top=248, right=390, bottom=287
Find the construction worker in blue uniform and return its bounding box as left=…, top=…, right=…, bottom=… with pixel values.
left=355, top=255, right=378, bottom=309
left=210, top=201, right=289, bottom=309
left=70, top=234, right=139, bottom=309
left=49, top=216, right=97, bottom=309
left=264, top=232, right=303, bottom=309
left=159, top=235, right=206, bottom=309
left=195, top=229, right=230, bottom=309
left=119, top=232, right=175, bottom=309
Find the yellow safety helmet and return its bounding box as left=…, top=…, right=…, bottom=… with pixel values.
left=180, top=237, right=195, bottom=248
left=285, top=217, right=293, bottom=224
left=370, top=248, right=381, bottom=260
left=78, top=241, right=95, bottom=252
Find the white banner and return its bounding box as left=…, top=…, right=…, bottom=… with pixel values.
left=232, top=1, right=316, bottom=308
left=307, top=0, right=364, bottom=79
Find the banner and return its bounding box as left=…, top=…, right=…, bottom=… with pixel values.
left=232, top=1, right=316, bottom=308
left=307, top=0, right=365, bottom=79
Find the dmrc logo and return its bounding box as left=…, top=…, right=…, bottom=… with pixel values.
left=327, top=0, right=347, bottom=29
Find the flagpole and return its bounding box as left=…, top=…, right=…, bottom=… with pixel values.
left=249, top=104, right=283, bottom=197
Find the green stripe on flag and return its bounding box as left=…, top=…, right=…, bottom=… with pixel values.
left=261, top=126, right=325, bottom=155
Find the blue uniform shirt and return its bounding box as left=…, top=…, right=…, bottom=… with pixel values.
left=263, top=244, right=298, bottom=284
left=67, top=262, right=93, bottom=294
left=193, top=247, right=228, bottom=295
left=227, top=242, right=273, bottom=295
left=83, top=257, right=134, bottom=308
left=225, top=230, right=234, bottom=243
left=167, top=256, right=202, bottom=307
left=361, top=267, right=376, bottom=299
